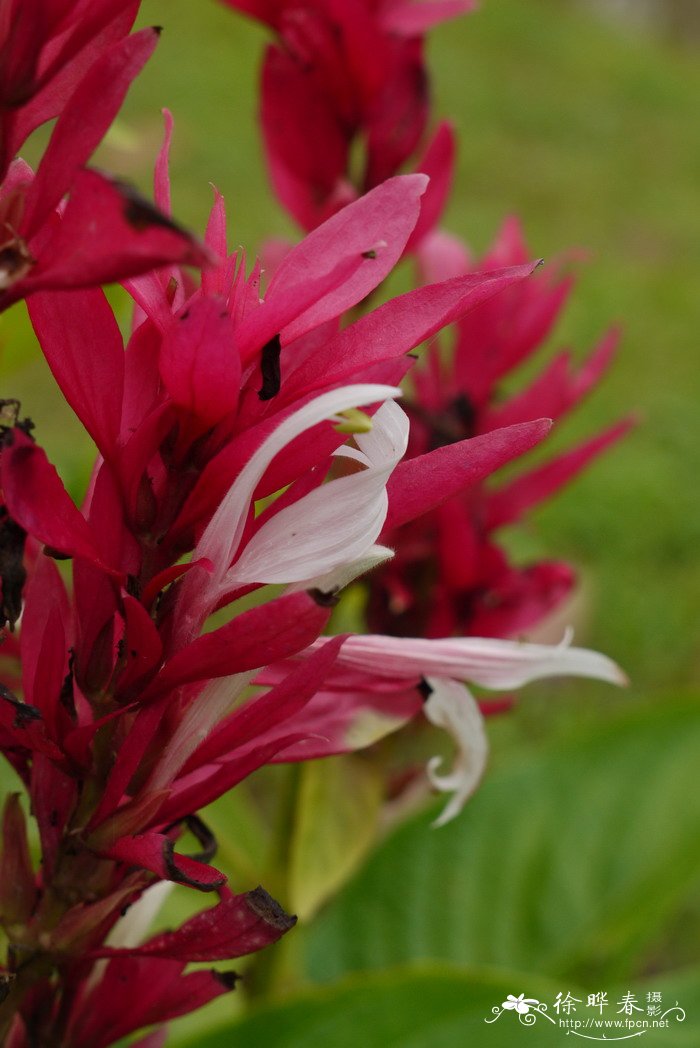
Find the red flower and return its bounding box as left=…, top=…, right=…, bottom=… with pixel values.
left=0, top=0, right=141, bottom=181
left=0, top=28, right=210, bottom=312
left=365, top=219, right=634, bottom=639
left=220, top=0, right=472, bottom=230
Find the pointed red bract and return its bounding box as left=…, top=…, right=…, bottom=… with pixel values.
left=28, top=289, right=125, bottom=458
left=105, top=832, right=225, bottom=892
left=383, top=420, right=552, bottom=532
left=94, top=886, right=296, bottom=961
left=1, top=430, right=114, bottom=570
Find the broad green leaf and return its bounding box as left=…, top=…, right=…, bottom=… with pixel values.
left=179, top=965, right=567, bottom=1048
left=176, top=964, right=700, bottom=1048
left=289, top=755, right=384, bottom=920
left=301, top=698, right=700, bottom=986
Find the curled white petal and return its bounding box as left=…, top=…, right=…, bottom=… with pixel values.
left=227, top=401, right=408, bottom=586
left=424, top=678, right=489, bottom=827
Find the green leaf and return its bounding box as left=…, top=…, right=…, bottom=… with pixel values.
left=301, top=698, right=700, bottom=986
left=289, top=755, right=383, bottom=920
left=176, top=964, right=700, bottom=1048
left=178, top=965, right=566, bottom=1048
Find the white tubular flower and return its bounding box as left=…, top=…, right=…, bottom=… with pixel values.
left=173, top=383, right=402, bottom=645
left=322, top=632, right=627, bottom=689
left=227, top=400, right=408, bottom=587
left=305, top=630, right=626, bottom=823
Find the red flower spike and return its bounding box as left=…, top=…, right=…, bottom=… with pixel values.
left=0, top=0, right=628, bottom=1029
left=225, top=0, right=474, bottom=233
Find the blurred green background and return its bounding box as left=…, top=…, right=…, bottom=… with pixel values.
left=1, top=0, right=699, bottom=1044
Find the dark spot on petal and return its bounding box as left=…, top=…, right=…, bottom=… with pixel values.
left=307, top=587, right=339, bottom=607
left=451, top=393, right=477, bottom=435
left=0, top=507, right=26, bottom=630
left=361, top=248, right=377, bottom=259
left=213, top=969, right=241, bottom=990
left=60, top=651, right=76, bottom=720
left=246, top=886, right=297, bottom=931
left=43, top=546, right=71, bottom=561
left=121, top=182, right=188, bottom=235
left=257, top=334, right=282, bottom=401
left=0, top=239, right=34, bottom=291
left=126, top=574, right=142, bottom=599
left=417, top=677, right=434, bottom=702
